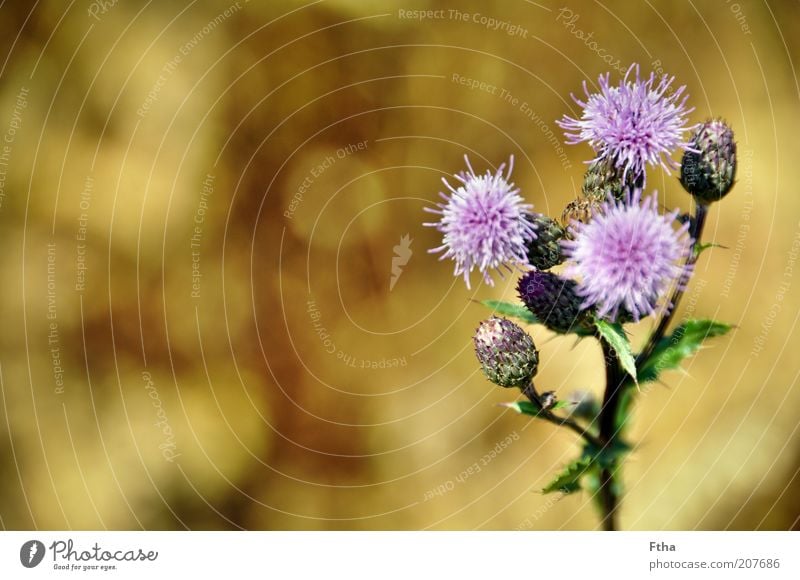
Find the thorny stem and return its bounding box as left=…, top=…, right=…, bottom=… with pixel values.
left=597, top=336, right=625, bottom=531
left=595, top=201, right=709, bottom=531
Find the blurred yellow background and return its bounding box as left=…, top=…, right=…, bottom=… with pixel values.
left=0, top=0, right=798, bottom=530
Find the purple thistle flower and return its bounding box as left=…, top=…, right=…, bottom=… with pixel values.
left=561, top=190, right=692, bottom=322
left=424, top=155, right=535, bottom=289
left=557, top=64, right=695, bottom=183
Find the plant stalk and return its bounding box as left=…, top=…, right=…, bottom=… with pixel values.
left=598, top=337, right=623, bottom=531
left=596, top=201, right=709, bottom=531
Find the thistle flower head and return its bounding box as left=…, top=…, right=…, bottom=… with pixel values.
left=517, top=270, right=590, bottom=334
left=558, top=64, right=695, bottom=182
left=561, top=190, right=692, bottom=322
left=680, top=118, right=737, bottom=203
left=474, top=317, right=539, bottom=388
left=526, top=214, right=566, bottom=270
left=424, top=155, right=536, bottom=289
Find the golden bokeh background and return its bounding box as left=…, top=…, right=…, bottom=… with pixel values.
left=0, top=0, right=799, bottom=530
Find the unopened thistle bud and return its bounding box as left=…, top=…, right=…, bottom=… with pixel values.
left=526, top=214, right=566, bottom=270
left=474, top=317, right=539, bottom=388
left=517, top=270, right=591, bottom=334
left=680, top=119, right=737, bottom=203
left=561, top=197, right=603, bottom=238
left=582, top=157, right=637, bottom=202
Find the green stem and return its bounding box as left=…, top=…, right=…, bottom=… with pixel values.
left=597, top=469, right=618, bottom=531
left=598, top=337, right=623, bottom=531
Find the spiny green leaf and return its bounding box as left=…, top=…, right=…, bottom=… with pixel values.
left=499, top=399, right=569, bottom=416
left=541, top=441, right=631, bottom=496
left=542, top=456, right=595, bottom=494
left=479, top=300, right=538, bottom=325
left=638, top=319, right=732, bottom=384
left=596, top=320, right=637, bottom=383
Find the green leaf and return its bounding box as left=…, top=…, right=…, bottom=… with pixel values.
left=694, top=242, right=727, bottom=258
left=499, top=400, right=569, bottom=416
left=542, top=456, right=595, bottom=494
left=499, top=400, right=540, bottom=416
left=596, top=320, right=637, bottom=383
left=551, top=400, right=570, bottom=411
left=479, top=300, right=538, bottom=325
left=541, top=440, right=631, bottom=496
left=638, top=319, right=731, bottom=383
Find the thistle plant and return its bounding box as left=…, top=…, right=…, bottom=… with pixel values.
left=424, top=65, right=736, bottom=530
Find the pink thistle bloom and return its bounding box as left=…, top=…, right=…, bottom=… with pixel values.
left=424, top=155, right=535, bottom=289
left=558, top=64, right=695, bottom=183
left=561, top=190, right=692, bottom=322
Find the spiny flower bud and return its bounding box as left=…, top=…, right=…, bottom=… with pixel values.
left=581, top=157, right=636, bottom=202
left=474, top=317, right=539, bottom=388
left=561, top=197, right=603, bottom=238
left=517, top=271, right=590, bottom=334
left=525, top=214, right=566, bottom=270
left=680, top=119, right=737, bottom=203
